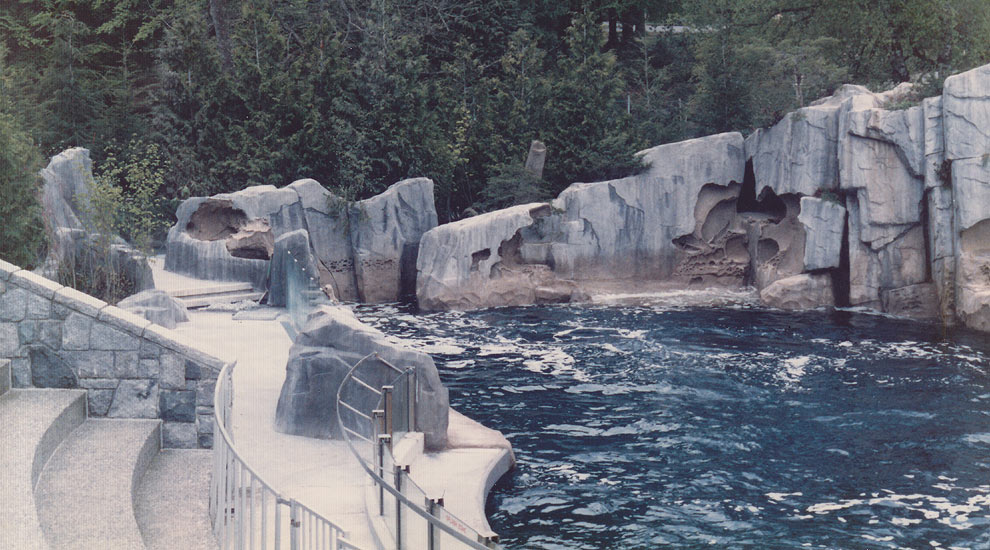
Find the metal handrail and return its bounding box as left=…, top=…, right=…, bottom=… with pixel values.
left=336, top=353, right=500, bottom=550
left=211, top=361, right=361, bottom=550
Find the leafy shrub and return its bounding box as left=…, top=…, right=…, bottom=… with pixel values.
left=0, top=113, right=45, bottom=268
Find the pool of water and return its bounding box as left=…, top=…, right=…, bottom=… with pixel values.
left=354, top=300, right=990, bottom=549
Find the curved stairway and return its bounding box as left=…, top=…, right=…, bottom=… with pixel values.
left=0, top=360, right=217, bottom=550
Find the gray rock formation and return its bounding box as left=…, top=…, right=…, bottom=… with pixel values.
left=351, top=178, right=438, bottom=303
left=760, top=273, right=835, bottom=310
left=275, top=305, right=449, bottom=449
left=798, top=197, right=846, bottom=271
left=165, top=178, right=437, bottom=305
left=118, top=290, right=189, bottom=329
left=268, top=229, right=322, bottom=308
left=39, top=149, right=154, bottom=294
left=552, top=132, right=746, bottom=281
left=416, top=204, right=585, bottom=311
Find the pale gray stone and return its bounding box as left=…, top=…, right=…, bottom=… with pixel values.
left=923, top=96, right=945, bottom=188
left=943, top=63, right=990, bottom=160
left=53, top=286, right=106, bottom=317
left=159, top=353, right=185, bottom=390
left=196, top=378, right=216, bottom=407
left=62, top=312, right=92, bottom=350
left=90, top=322, right=140, bottom=351
left=951, top=156, right=990, bottom=232
left=18, top=320, right=60, bottom=349
left=108, top=379, right=159, bottom=418
left=24, top=293, right=50, bottom=320
left=78, top=378, right=120, bottom=389
left=0, top=287, right=28, bottom=321
left=160, top=390, right=196, bottom=422
left=96, top=305, right=151, bottom=338
left=66, top=350, right=114, bottom=379
left=797, top=197, right=846, bottom=271
left=162, top=421, right=198, bottom=449
left=0, top=322, right=19, bottom=355
left=9, top=270, right=62, bottom=299
left=112, top=351, right=141, bottom=378
left=760, top=273, right=835, bottom=310
left=268, top=229, right=319, bottom=308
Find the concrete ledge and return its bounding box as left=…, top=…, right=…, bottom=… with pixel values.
left=53, top=285, right=108, bottom=317
left=9, top=269, right=63, bottom=300
left=141, top=323, right=229, bottom=372
left=0, top=259, right=19, bottom=280
left=98, top=305, right=153, bottom=337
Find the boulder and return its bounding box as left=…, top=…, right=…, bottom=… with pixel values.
left=350, top=178, right=438, bottom=303
left=956, top=219, right=990, bottom=331
left=275, top=305, right=449, bottom=450
left=118, top=290, right=189, bottom=329
left=39, top=148, right=90, bottom=235
left=798, top=197, right=846, bottom=271
left=760, top=273, right=835, bottom=310
left=225, top=219, right=274, bottom=260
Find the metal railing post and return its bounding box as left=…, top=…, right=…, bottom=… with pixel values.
left=382, top=385, right=394, bottom=441
left=289, top=500, right=301, bottom=550
left=377, top=434, right=390, bottom=516
left=394, top=465, right=404, bottom=550
left=427, top=498, right=440, bottom=550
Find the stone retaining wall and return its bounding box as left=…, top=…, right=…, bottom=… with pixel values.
left=0, top=259, right=228, bottom=448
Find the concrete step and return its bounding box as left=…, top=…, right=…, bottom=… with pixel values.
left=35, top=418, right=161, bottom=550
left=0, top=389, right=87, bottom=550
left=167, top=282, right=254, bottom=299
left=134, top=449, right=217, bottom=550
left=181, top=290, right=264, bottom=309
left=1, top=359, right=10, bottom=396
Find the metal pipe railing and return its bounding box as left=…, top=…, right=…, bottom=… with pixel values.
left=337, top=353, right=502, bottom=550
left=211, top=361, right=360, bottom=550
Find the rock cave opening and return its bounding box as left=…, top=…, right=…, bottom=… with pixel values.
left=736, top=160, right=787, bottom=221
left=186, top=199, right=250, bottom=241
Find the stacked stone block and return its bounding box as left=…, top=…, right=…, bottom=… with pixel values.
left=0, top=258, right=227, bottom=448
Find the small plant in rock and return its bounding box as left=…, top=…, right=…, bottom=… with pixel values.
left=936, top=159, right=953, bottom=188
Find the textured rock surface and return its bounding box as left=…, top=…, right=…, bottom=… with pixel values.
left=351, top=178, right=438, bottom=303
left=760, top=273, right=835, bottom=310
left=0, top=260, right=223, bottom=448
left=798, top=197, right=846, bottom=271
left=39, top=149, right=154, bottom=293
left=268, top=229, right=321, bottom=308
left=118, top=290, right=189, bottom=329
left=881, top=283, right=938, bottom=319
left=275, top=305, right=449, bottom=449
left=551, top=132, right=746, bottom=281
left=166, top=178, right=437, bottom=304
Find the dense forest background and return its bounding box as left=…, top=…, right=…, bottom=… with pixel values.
left=2, top=0, right=990, bottom=255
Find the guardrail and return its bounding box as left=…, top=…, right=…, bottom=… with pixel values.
left=211, top=361, right=361, bottom=550
left=337, top=353, right=502, bottom=550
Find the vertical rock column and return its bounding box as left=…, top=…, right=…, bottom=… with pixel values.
left=943, top=65, right=990, bottom=331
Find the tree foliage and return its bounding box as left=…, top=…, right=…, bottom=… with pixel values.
left=0, top=0, right=987, bottom=230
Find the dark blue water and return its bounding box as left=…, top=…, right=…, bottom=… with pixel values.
left=354, top=300, right=990, bottom=550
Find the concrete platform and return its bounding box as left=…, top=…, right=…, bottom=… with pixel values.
left=134, top=449, right=216, bottom=550
left=35, top=418, right=161, bottom=550
left=0, top=389, right=86, bottom=550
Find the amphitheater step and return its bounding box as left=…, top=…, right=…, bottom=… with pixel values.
left=35, top=418, right=161, bottom=550
left=0, top=389, right=87, bottom=550
left=167, top=282, right=254, bottom=299
left=134, top=449, right=217, bottom=550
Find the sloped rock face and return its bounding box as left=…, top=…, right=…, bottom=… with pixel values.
left=165, top=178, right=437, bottom=304
left=39, top=148, right=154, bottom=293
left=275, top=305, right=449, bottom=449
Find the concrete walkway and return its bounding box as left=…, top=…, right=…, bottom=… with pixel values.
left=174, top=311, right=377, bottom=549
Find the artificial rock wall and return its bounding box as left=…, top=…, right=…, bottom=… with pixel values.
left=416, top=63, right=990, bottom=332
left=0, top=259, right=227, bottom=448
left=165, top=178, right=437, bottom=304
